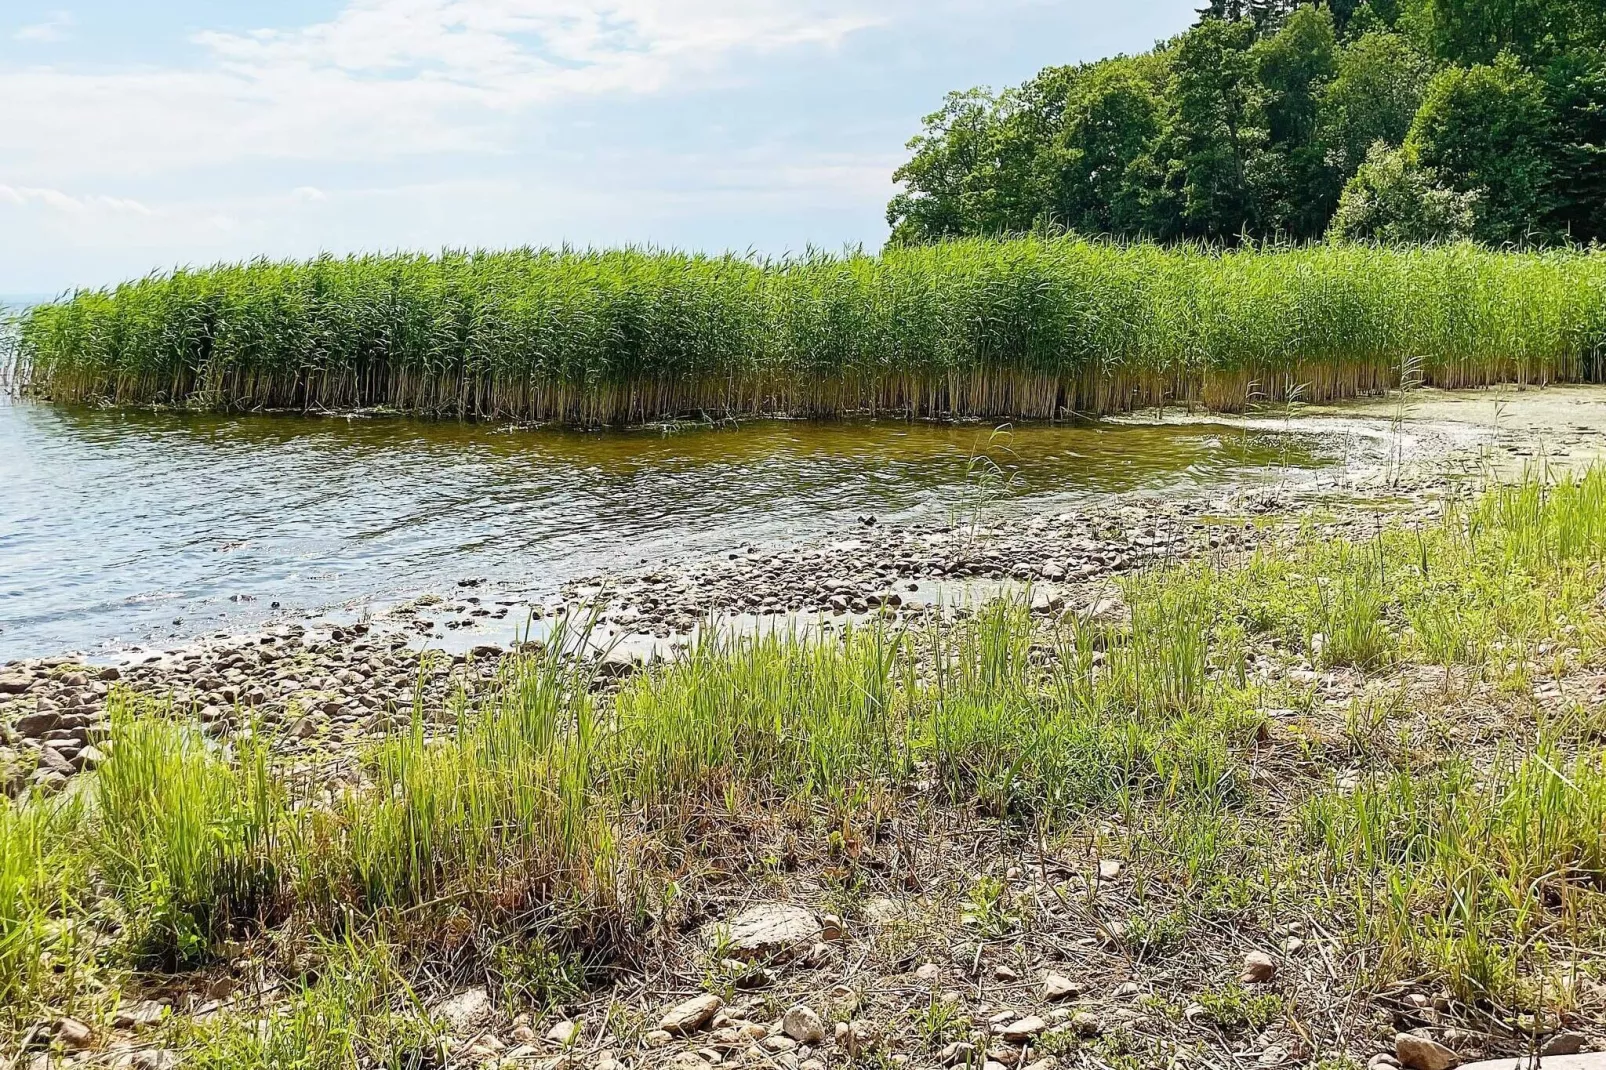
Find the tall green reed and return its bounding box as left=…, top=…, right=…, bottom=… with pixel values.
left=17, top=240, right=1605, bottom=423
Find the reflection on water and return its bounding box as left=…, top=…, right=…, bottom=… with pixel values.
left=0, top=401, right=1326, bottom=659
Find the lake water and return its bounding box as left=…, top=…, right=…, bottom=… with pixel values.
left=0, top=400, right=1330, bottom=660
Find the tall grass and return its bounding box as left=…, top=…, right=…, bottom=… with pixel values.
left=92, top=702, right=286, bottom=967
left=1305, top=744, right=1606, bottom=1005
left=14, top=239, right=1606, bottom=423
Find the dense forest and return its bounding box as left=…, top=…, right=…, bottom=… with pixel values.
left=886, top=0, right=1606, bottom=247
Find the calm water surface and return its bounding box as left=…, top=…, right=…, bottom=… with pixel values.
left=0, top=400, right=1327, bottom=659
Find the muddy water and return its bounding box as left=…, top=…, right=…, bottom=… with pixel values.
left=0, top=400, right=1331, bottom=660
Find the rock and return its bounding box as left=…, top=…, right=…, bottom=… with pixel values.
left=98, top=667, right=121, bottom=682
left=1242, top=950, right=1277, bottom=984
left=1542, top=1034, right=1588, bottom=1057
left=819, top=913, right=843, bottom=941
left=54, top=1017, right=93, bottom=1049
left=113, top=999, right=169, bottom=1031
left=994, top=964, right=1020, bottom=982
left=1070, top=1011, right=1101, bottom=1037
left=782, top=1005, right=825, bottom=1045
left=1097, top=859, right=1124, bottom=881
left=836, top=1019, right=879, bottom=1057
left=644, top=1030, right=674, bottom=1049
left=1041, top=974, right=1080, bottom=1001
left=42, top=738, right=83, bottom=763
left=916, top=963, right=943, bottom=982
left=547, top=1020, right=581, bottom=1045
left=863, top=897, right=903, bottom=925
left=1396, top=1033, right=1459, bottom=1070
left=1369, top=1056, right=1402, bottom=1070
left=596, top=649, right=640, bottom=680
left=660, top=994, right=722, bottom=1035
left=999, top=1017, right=1047, bottom=1043
left=0, top=675, right=32, bottom=695
left=717, top=904, right=822, bottom=962
left=14, top=712, right=60, bottom=738
left=35, top=745, right=73, bottom=776
left=433, top=987, right=493, bottom=1032
left=940, top=1042, right=979, bottom=1066
left=30, top=770, right=69, bottom=796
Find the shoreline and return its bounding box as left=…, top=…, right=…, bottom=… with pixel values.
left=0, top=422, right=1486, bottom=800
left=4, top=395, right=1606, bottom=1069
left=7, top=384, right=1602, bottom=674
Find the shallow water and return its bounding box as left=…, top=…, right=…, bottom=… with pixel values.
left=0, top=401, right=1330, bottom=660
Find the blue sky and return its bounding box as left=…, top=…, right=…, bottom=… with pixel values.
left=1, top=0, right=1198, bottom=293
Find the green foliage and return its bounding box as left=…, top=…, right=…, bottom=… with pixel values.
left=1412, top=0, right=1606, bottom=66
left=1318, top=31, right=1434, bottom=178
left=1407, top=54, right=1557, bottom=243
left=1047, top=57, right=1171, bottom=235
left=1544, top=47, right=1606, bottom=243
left=93, top=701, right=285, bottom=967
left=891, top=2, right=1606, bottom=247
left=1329, top=142, right=1479, bottom=242
left=0, top=797, right=85, bottom=1016
left=183, top=935, right=441, bottom=1070
left=1305, top=742, right=1606, bottom=1003
left=1254, top=7, right=1343, bottom=234
left=1170, top=18, right=1274, bottom=237
left=1196, top=984, right=1285, bottom=1032
left=19, top=240, right=1606, bottom=421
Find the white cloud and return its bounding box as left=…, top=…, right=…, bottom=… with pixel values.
left=14, top=11, right=74, bottom=43
left=0, top=0, right=891, bottom=178
left=0, top=184, right=152, bottom=216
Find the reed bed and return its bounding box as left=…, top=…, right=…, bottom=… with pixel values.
left=12, top=240, right=1606, bottom=423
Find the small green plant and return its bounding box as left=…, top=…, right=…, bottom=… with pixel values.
left=182, top=935, right=440, bottom=1070
left=914, top=992, right=971, bottom=1048
left=960, top=875, right=1020, bottom=938
left=1195, top=984, right=1284, bottom=1033
left=494, top=933, right=587, bottom=1012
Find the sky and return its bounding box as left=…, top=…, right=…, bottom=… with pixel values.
left=0, top=0, right=1199, bottom=294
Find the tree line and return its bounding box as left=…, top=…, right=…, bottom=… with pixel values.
left=886, top=0, right=1606, bottom=247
